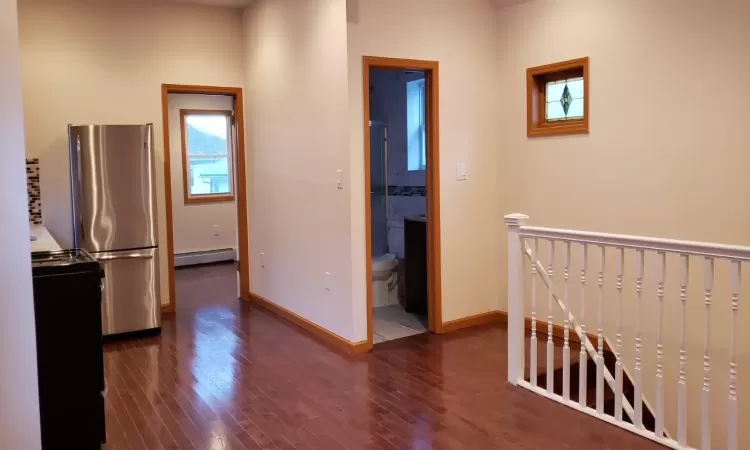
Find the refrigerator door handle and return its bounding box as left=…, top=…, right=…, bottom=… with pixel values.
left=75, top=134, right=85, bottom=244
left=96, top=253, right=155, bottom=261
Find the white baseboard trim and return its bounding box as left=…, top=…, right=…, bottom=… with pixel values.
left=174, top=248, right=236, bottom=267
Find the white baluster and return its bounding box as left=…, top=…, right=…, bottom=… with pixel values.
left=634, top=249, right=644, bottom=429
left=596, top=246, right=605, bottom=414
left=678, top=254, right=689, bottom=447
left=702, top=257, right=714, bottom=450
left=615, top=247, right=624, bottom=421
left=728, top=260, right=740, bottom=450
left=579, top=244, right=588, bottom=408
left=547, top=240, right=555, bottom=394
left=505, top=213, right=528, bottom=385
left=655, top=252, right=666, bottom=437
left=563, top=241, right=571, bottom=400
left=530, top=238, right=539, bottom=388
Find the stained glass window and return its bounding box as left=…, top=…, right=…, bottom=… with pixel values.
left=545, top=77, right=584, bottom=122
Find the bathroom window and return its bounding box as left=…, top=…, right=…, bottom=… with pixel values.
left=180, top=109, right=235, bottom=203
left=406, top=78, right=426, bottom=171
left=527, top=57, right=589, bottom=137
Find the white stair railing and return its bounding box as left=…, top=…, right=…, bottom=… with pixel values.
left=521, top=245, right=637, bottom=423
left=505, top=214, right=747, bottom=450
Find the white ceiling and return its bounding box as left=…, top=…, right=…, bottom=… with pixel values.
left=168, top=0, right=251, bottom=8
left=490, top=0, right=533, bottom=9
left=155, top=0, right=532, bottom=11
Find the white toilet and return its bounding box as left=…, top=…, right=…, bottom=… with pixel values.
left=372, top=253, right=398, bottom=307
left=371, top=220, right=405, bottom=308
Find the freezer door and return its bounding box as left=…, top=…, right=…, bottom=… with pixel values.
left=97, top=248, right=161, bottom=335
left=70, top=124, right=158, bottom=251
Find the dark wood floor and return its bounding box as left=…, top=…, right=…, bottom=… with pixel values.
left=102, top=263, right=664, bottom=449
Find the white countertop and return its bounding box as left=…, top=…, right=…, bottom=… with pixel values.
left=30, top=224, right=62, bottom=253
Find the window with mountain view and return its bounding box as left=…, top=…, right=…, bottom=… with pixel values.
left=181, top=110, right=234, bottom=203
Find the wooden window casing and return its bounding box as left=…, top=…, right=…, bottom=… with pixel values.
left=527, top=57, right=589, bottom=137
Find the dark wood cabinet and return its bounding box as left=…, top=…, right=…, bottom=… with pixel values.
left=404, top=217, right=427, bottom=316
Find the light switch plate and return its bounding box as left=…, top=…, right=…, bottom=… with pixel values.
left=336, top=169, right=343, bottom=189
left=456, top=163, right=468, bottom=181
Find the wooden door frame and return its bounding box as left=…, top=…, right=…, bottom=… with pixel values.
left=160, top=84, right=250, bottom=313
left=363, top=56, right=442, bottom=349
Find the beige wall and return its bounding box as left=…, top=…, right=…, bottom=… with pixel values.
left=167, top=93, right=238, bottom=255
left=347, top=0, right=506, bottom=340
left=0, top=0, right=42, bottom=447
left=242, top=0, right=355, bottom=340
left=18, top=0, right=245, bottom=306
left=496, top=0, right=750, bottom=447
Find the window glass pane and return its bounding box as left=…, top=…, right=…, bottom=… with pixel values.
left=421, top=128, right=426, bottom=170
left=546, top=102, right=565, bottom=121
left=185, top=115, right=228, bottom=156
left=406, top=78, right=426, bottom=171
left=566, top=98, right=584, bottom=119
left=188, top=156, right=230, bottom=196
left=567, top=78, right=584, bottom=99
left=546, top=81, right=565, bottom=102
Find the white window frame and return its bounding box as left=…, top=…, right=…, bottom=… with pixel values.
left=180, top=109, right=235, bottom=204
left=407, top=78, right=427, bottom=172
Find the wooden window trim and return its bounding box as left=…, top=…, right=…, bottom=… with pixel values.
left=527, top=57, right=589, bottom=137
left=180, top=109, right=235, bottom=204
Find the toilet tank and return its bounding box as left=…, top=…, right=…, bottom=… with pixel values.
left=386, top=220, right=405, bottom=258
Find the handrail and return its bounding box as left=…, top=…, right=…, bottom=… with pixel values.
left=523, top=245, right=636, bottom=423
left=520, top=226, right=750, bottom=261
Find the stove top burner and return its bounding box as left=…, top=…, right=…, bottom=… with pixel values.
left=32, top=249, right=96, bottom=268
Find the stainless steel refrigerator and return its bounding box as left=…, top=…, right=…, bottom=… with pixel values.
left=69, top=124, right=161, bottom=336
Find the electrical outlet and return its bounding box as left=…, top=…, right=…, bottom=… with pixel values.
left=260, top=252, right=266, bottom=269
left=325, top=272, right=331, bottom=291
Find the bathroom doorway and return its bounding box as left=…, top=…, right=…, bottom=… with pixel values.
left=363, top=57, right=441, bottom=347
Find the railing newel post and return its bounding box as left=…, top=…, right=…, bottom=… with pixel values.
left=505, top=213, right=529, bottom=385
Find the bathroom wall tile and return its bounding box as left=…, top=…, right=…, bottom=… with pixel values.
left=387, top=185, right=425, bottom=197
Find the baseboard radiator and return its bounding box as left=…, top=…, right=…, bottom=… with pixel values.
left=174, top=248, right=236, bottom=267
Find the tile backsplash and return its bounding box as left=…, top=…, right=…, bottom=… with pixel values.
left=26, top=158, right=42, bottom=224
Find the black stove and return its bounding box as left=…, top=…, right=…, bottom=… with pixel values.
left=32, top=249, right=100, bottom=275
left=31, top=248, right=106, bottom=448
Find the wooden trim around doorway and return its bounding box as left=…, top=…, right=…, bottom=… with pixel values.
left=160, top=84, right=250, bottom=314
left=363, top=56, right=442, bottom=351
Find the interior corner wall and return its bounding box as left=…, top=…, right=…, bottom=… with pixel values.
left=242, top=0, right=355, bottom=341
left=348, top=0, right=506, bottom=340
left=0, top=0, right=42, bottom=447
left=18, top=0, right=245, bottom=306
left=495, top=0, right=750, bottom=447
